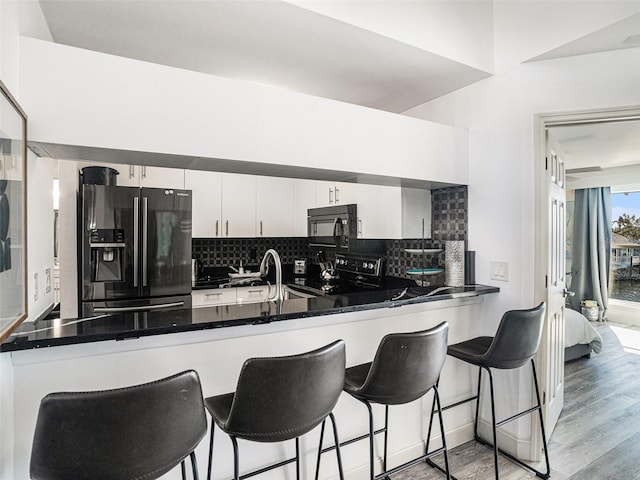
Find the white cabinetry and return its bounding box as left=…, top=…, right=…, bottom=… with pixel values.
left=401, top=188, right=432, bottom=239
left=192, top=285, right=272, bottom=308
left=221, top=173, right=256, bottom=237
left=235, top=285, right=271, bottom=304
left=350, top=184, right=402, bottom=239
left=77, top=162, right=185, bottom=189
left=185, top=170, right=222, bottom=237
left=293, top=179, right=316, bottom=236
left=192, top=288, right=237, bottom=308
left=256, top=176, right=294, bottom=237
left=316, top=181, right=356, bottom=206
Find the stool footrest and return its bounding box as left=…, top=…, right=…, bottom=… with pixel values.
left=426, top=458, right=459, bottom=480
left=373, top=446, right=447, bottom=480
left=440, top=395, right=478, bottom=413
left=474, top=434, right=550, bottom=479
left=318, top=427, right=386, bottom=455
left=495, top=405, right=541, bottom=428
left=238, top=455, right=298, bottom=480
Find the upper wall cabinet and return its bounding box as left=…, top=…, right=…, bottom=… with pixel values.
left=222, top=173, right=257, bottom=237
left=293, top=179, right=316, bottom=237
left=401, top=188, right=432, bottom=239
left=256, top=177, right=294, bottom=237
left=77, top=162, right=185, bottom=189
left=185, top=170, right=222, bottom=238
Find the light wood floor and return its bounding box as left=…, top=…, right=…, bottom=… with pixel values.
left=392, top=322, right=640, bottom=480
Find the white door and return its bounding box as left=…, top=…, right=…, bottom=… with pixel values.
left=539, top=142, right=567, bottom=438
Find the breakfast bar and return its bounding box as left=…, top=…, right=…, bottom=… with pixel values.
left=2, top=284, right=498, bottom=480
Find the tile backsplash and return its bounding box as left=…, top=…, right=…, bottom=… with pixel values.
left=193, top=185, right=468, bottom=280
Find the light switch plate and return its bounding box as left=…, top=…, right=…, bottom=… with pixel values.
left=490, top=261, right=509, bottom=282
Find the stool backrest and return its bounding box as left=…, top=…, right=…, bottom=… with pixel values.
left=484, top=302, right=546, bottom=369
left=30, top=370, right=207, bottom=480
left=224, top=340, right=346, bottom=442
left=356, top=322, right=449, bottom=405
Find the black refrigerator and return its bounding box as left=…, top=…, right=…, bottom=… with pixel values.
left=79, top=184, right=192, bottom=317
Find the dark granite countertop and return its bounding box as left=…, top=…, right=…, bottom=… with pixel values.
left=1, top=283, right=498, bottom=352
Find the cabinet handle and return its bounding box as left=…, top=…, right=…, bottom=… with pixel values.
left=141, top=165, right=147, bottom=179
left=215, top=220, right=219, bottom=237
left=260, top=220, right=263, bottom=236
left=226, top=220, right=229, bottom=236
left=335, top=187, right=340, bottom=203
left=248, top=289, right=264, bottom=294
left=358, top=218, right=363, bottom=237
left=129, top=165, right=135, bottom=179
left=205, top=292, right=223, bottom=297
left=329, top=188, right=334, bottom=204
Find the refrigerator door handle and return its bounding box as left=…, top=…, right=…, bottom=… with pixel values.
left=93, top=301, right=185, bottom=313
left=133, top=196, right=139, bottom=287
left=142, top=196, right=149, bottom=286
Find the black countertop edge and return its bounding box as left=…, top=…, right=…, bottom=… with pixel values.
left=1, top=285, right=499, bottom=353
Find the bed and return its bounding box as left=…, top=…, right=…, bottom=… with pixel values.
left=564, top=307, right=603, bottom=362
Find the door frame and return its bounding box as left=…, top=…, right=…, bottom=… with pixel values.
left=533, top=104, right=640, bottom=456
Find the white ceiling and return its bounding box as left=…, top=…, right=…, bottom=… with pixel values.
left=34, top=0, right=640, bottom=181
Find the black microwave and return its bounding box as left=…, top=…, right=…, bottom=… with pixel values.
left=308, top=204, right=357, bottom=250
left=307, top=205, right=385, bottom=253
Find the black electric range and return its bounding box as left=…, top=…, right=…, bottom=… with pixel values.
left=288, top=253, right=387, bottom=296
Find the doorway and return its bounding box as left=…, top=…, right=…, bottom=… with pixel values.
left=534, top=105, right=640, bottom=452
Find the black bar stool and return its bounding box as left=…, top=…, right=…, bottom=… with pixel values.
left=30, top=370, right=208, bottom=480
left=205, top=340, right=346, bottom=480
left=430, top=302, right=550, bottom=480
left=317, top=322, right=451, bottom=480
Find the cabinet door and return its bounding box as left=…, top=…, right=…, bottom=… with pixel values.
left=352, top=184, right=401, bottom=239
left=139, top=166, right=185, bottom=189
left=256, top=176, right=294, bottom=237
left=235, top=285, right=271, bottom=304
left=293, top=179, right=317, bottom=236
left=185, top=170, right=222, bottom=237
left=401, top=188, right=432, bottom=239
left=192, top=288, right=236, bottom=307
left=76, top=161, right=139, bottom=186
left=221, top=173, right=256, bottom=237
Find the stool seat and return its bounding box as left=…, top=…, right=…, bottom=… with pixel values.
left=447, top=336, right=493, bottom=366
left=30, top=370, right=207, bottom=480
left=205, top=340, right=346, bottom=480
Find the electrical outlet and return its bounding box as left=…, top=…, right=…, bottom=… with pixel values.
left=490, top=261, right=509, bottom=282
left=45, top=268, right=52, bottom=294
left=34, top=272, right=39, bottom=301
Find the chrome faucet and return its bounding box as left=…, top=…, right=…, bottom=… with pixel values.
left=259, top=249, right=284, bottom=302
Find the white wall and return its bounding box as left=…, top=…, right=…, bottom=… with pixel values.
left=18, top=36, right=469, bottom=186
left=26, top=149, right=55, bottom=320
left=288, top=0, right=495, bottom=72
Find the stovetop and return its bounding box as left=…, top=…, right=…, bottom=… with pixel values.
left=289, top=253, right=386, bottom=296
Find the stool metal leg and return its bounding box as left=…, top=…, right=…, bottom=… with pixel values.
left=314, top=419, right=327, bottom=480
left=231, top=436, right=240, bottom=480
left=486, top=367, right=500, bottom=480
left=471, top=362, right=551, bottom=480
left=190, top=451, right=200, bottom=480
left=425, top=385, right=453, bottom=480
left=531, top=359, right=551, bottom=478
left=474, top=367, right=483, bottom=438
left=329, top=412, right=346, bottom=480
left=364, top=400, right=375, bottom=480
left=295, top=437, right=300, bottom=480
left=383, top=405, right=389, bottom=472
left=207, top=420, right=215, bottom=480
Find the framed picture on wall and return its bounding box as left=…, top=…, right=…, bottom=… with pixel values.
left=0, top=79, right=27, bottom=344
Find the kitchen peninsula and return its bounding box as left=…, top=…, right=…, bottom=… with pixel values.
left=2, top=278, right=498, bottom=480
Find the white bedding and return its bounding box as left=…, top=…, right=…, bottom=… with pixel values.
left=565, top=308, right=603, bottom=354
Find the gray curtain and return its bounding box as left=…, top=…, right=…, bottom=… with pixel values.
left=570, top=187, right=612, bottom=313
